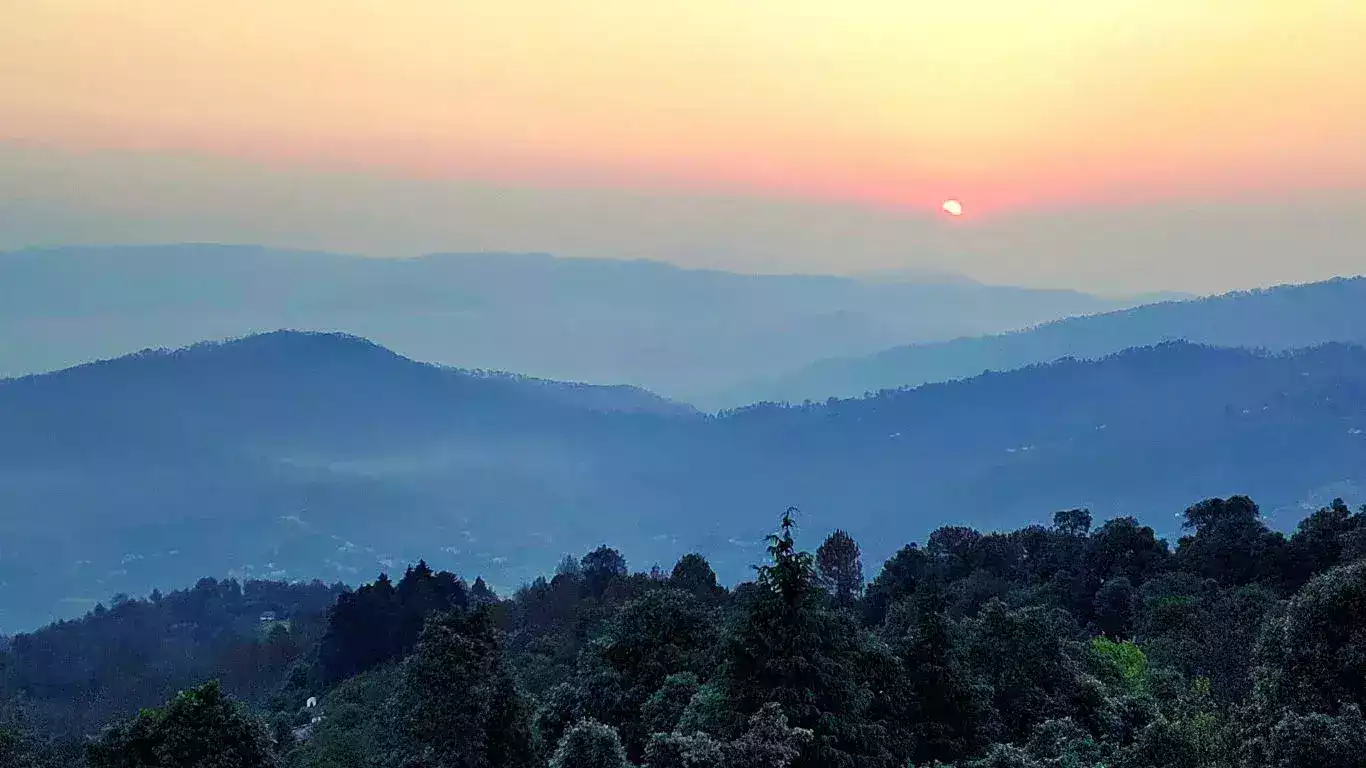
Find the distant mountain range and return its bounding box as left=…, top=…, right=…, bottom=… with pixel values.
left=728, top=276, right=1366, bottom=405
left=0, top=244, right=1142, bottom=403
left=3, top=331, right=1364, bottom=632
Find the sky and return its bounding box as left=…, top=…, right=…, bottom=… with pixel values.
left=2, top=0, right=1365, bottom=293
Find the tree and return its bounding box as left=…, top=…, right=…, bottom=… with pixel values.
left=1287, top=500, right=1365, bottom=588
left=890, top=588, right=991, bottom=764
left=549, top=720, right=628, bottom=768
left=575, top=588, right=721, bottom=759
left=402, top=609, right=534, bottom=768
left=1085, top=518, right=1170, bottom=594
left=320, top=566, right=467, bottom=684
left=645, top=703, right=811, bottom=768
left=965, top=600, right=1084, bottom=742
left=1090, top=637, right=1148, bottom=695
left=1240, top=706, right=1366, bottom=768
left=320, top=574, right=399, bottom=682
left=723, top=509, right=898, bottom=768
left=670, top=554, right=723, bottom=599
left=640, top=673, right=702, bottom=737
left=556, top=555, right=583, bottom=578
left=927, top=527, right=984, bottom=582
left=1054, top=509, right=1093, bottom=537
left=816, top=530, right=864, bottom=609
left=1093, top=577, right=1138, bottom=638
left=1177, top=497, right=1287, bottom=588
left=87, top=681, right=275, bottom=768
left=471, top=577, right=499, bottom=606
left=283, top=664, right=406, bottom=768
left=1250, top=561, right=1366, bottom=716
left=581, top=547, right=628, bottom=598
left=865, top=544, right=929, bottom=626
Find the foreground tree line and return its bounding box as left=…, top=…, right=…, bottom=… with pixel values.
left=4, top=495, right=1366, bottom=768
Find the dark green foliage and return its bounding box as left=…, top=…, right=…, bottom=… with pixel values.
left=1134, top=576, right=1277, bottom=704
left=1093, top=577, right=1138, bottom=638
left=930, top=719, right=1107, bottom=768
left=581, top=547, right=629, bottom=599
left=643, top=731, right=725, bottom=768
left=574, top=588, right=720, bottom=758
left=1239, top=706, right=1366, bottom=768
left=722, top=510, right=905, bottom=768
left=1025, top=718, right=1107, bottom=767
left=0, top=727, right=28, bottom=767
left=507, top=574, right=591, bottom=698
left=401, top=609, right=533, bottom=768
left=530, top=683, right=578, bottom=764
left=12, top=492, right=1366, bottom=768
left=320, top=563, right=467, bottom=683
left=87, top=681, right=275, bottom=768
left=1250, top=561, right=1366, bottom=716
left=670, top=554, right=724, bottom=599
left=725, top=703, right=813, bottom=768
left=471, top=577, right=499, bottom=605
left=864, top=543, right=928, bottom=625
left=645, top=703, right=811, bottom=768
left=886, top=589, right=991, bottom=764
left=1177, top=497, right=1288, bottom=588
left=964, top=601, right=1085, bottom=742
left=928, top=527, right=986, bottom=582
left=816, top=530, right=864, bottom=608
left=0, top=578, right=338, bottom=740
left=676, top=680, right=740, bottom=737
left=640, top=673, right=701, bottom=737
left=1286, top=500, right=1366, bottom=588
left=548, top=719, right=628, bottom=768
left=280, top=665, right=405, bottom=768
left=1083, top=518, right=1170, bottom=600
left=1053, top=509, right=1093, bottom=537
left=1116, top=717, right=1208, bottom=768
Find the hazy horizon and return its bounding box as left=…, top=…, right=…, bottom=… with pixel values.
left=4, top=142, right=1365, bottom=296
left=5, top=1, right=1364, bottom=295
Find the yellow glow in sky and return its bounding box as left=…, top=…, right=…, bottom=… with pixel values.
left=3, top=0, right=1364, bottom=211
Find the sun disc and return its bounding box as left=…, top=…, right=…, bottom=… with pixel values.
left=941, top=199, right=963, bottom=216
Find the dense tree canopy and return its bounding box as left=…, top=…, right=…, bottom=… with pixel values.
left=86, top=681, right=275, bottom=768
left=4, top=495, right=1366, bottom=768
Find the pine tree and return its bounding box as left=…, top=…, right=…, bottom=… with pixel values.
left=723, top=508, right=897, bottom=768
left=402, top=608, right=534, bottom=768
left=816, top=530, right=864, bottom=609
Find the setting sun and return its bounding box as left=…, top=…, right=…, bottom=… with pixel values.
left=942, top=199, right=964, bottom=216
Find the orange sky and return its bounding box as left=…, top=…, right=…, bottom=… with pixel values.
left=4, top=0, right=1364, bottom=214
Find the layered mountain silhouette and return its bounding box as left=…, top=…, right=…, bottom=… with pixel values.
left=729, top=276, right=1366, bottom=405
left=2, top=331, right=1364, bottom=631
left=0, top=244, right=1139, bottom=402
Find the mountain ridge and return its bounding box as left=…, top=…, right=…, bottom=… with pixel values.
left=2, top=331, right=1365, bottom=631
left=724, top=274, right=1366, bottom=405
left=0, top=243, right=1146, bottom=400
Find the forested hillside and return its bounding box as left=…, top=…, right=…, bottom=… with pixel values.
left=0, top=579, right=342, bottom=739
left=4, top=333, right=1366, bottom=630
left=738, top=275, right=1366, bottom=404
left=3, top=496, right=1364, bottom=768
